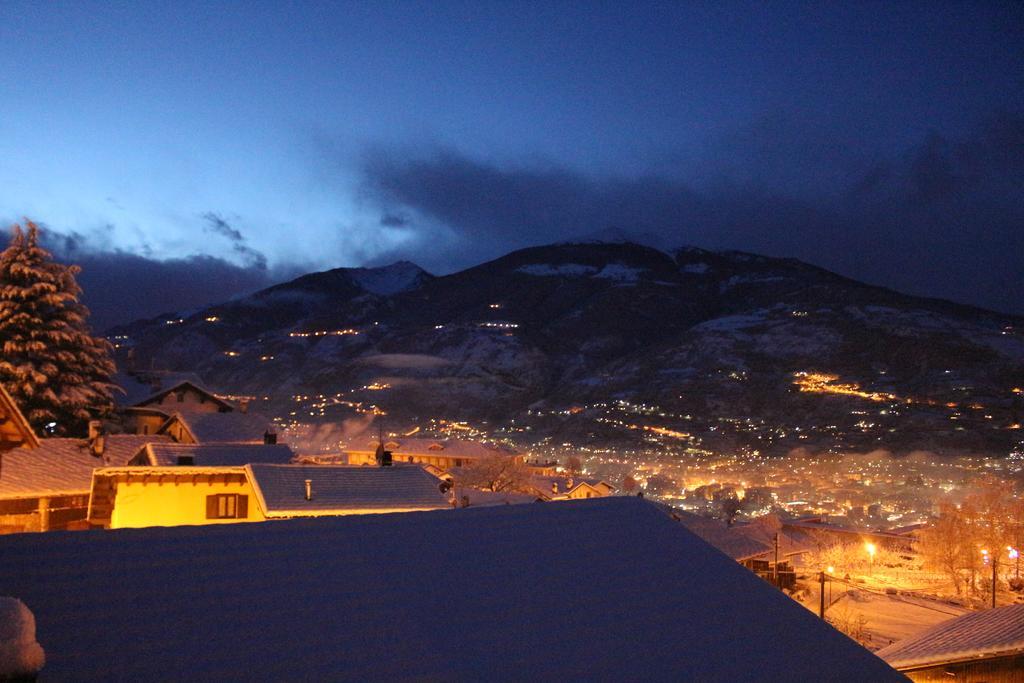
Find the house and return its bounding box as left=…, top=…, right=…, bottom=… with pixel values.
left=88, top=463, right=452, bottom=528
left=673, top=510, right=816, bottom=588
left=0, top=498, right=903, bottom=680
left=877, top=603, right=1024, bottom=681
left=524, top=475, right=615, bottom=501
left=123, top=380, right=234, bottom=435
left=155, top=410, right=277, bottom=445
left=129, top=442, right=295, bottom=467
left=0, top=429, right=172, bottom=533
left=345, top=437, right=522, bottom=470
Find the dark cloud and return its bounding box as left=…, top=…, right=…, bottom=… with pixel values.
left=361, top=114, right=1024, bottom=315
left=201, top=211, right=268, bottom=270
left=379, top=212, right=409, bottom=227
left=36, top=230, right=300, bottom=333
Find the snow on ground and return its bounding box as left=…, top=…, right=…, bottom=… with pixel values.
left=347, top=262, right=426, bottom=295
left=516, top=263, right=596, bottom=277
left=515, top=262, right=647, bottom=282
left=592, top=263, right=645, bottom=282
left=800, top=583, right=967, bottom=651
left=693, top=310, right=770, bottom=332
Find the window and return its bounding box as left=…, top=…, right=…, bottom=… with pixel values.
left=177, top=455, right=195, bottom=466
left=206, top=494, right=248, bottom=519
left=175, top=390, right=185, bottom=403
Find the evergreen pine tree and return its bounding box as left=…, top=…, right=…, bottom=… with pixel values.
left=0, top=220, right=116, bottom=435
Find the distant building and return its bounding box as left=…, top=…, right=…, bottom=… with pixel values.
left=528, top=476, right=615, bottom=501
left=122, top=380, right=234, bottom=435
left=156, top=410, right=276, bottom=445
left=0, top=498, right=903, bottom=680
left=346, top=437, right=522, bottom=470
left=88, top=463, right=451, bottom=529
left=877, top=603, right=1024, bottom=681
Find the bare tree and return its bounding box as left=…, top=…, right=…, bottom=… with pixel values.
left=919, top=503, right=967, bottom=595
left=453, top=456, right=532, bottom=493
left=622, top=475, right=638, bottom=494
left=565, top=455, right=583, bottom=477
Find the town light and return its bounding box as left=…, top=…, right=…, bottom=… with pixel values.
left=865, top=542, right=876, bottom=576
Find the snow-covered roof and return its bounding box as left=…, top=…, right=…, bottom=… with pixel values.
left=0, top=434, right=172, bottom=499
left=136, top=443, right=295, bottom=467
left=673, top=513, right=814, bottom=561
left=161, top=411, right=275, bottom=443
left=248, top=464, right=450, bottom=516
left=113, top=372, right=212, bottom=408
left=0, top=498, right=901, bottom=681
left=133, top=380, right=234, bottom=411
left=349, top=437, right=517, bottom=460
left=876, top=603, right=1024, bottom=670
left=527, top=476, right=614, bottom=500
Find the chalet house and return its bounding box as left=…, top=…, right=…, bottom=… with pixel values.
left=123, top=380, right=235, bottom=435
left=0, top=498, right=903, bottom=680
left=88, top=463, right=452, bottom=529
left=155, top=410, right=277, bottom=445
left=129, top=442, right=295, bottom=467
left=674, top=510, right=815, bottom=589
left=529, top=476, right=616, bottom=501
left=877, top=603, right=1024, bottom=681
left=346, top=437, right=523, bottom=470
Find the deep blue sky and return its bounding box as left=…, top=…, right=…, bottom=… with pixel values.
left=1, top=1, right=1022, bottom=328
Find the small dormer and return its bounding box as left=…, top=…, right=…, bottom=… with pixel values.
left=428, top=443, right=445, bottom=451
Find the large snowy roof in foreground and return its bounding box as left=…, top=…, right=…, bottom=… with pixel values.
left=876, top=602, right=1024, bottom=669
left=0, top=498, right=899, bottom=681
left=0, top=435, right=171, bottom=499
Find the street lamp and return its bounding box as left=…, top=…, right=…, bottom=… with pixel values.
left=865, top=542, right=877, bottom=577
left=1009, top=546, right=1020, bottom=580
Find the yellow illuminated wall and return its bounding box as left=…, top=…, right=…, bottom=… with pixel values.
left=109, top=476, right=265, bottom=529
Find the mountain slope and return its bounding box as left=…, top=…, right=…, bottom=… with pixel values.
left=110, top=243, right=1024, bottom=456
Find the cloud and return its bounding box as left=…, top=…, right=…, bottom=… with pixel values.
left=201, top=211, right=268, bottom=270
left=359, top=114, right=1024, bottom=315
left=33, top=228, right=301, bottom=333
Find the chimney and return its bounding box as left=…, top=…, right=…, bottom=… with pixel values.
left=88, top=421, right=106, bottom=457
left=304, top=479, right=312, bottom=501
left=239, top=399, right=250, bottom=414
left=263, top=430, right=277, bottom=445
left=551, top=481, right=559, bottom=494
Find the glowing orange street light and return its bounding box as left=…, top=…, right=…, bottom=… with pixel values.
left=865, top=542, right=877, bottom=576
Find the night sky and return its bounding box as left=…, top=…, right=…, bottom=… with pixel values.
left=1, top=1, right=1022, bottom=329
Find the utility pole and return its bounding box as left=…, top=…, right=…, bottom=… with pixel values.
left=773, top=532, right=780, bottom=588
left=819, top=570, right=826, bottom=619
left=992, top=557, right=998, bottom=609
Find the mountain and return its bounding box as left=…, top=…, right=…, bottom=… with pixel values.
left=110, top=244, right=1024, bottom=456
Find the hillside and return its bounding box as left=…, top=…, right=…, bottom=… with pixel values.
left=110, top=243, right=1024, bottom=456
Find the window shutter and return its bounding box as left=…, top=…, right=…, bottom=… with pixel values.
left=237, top=495, right=248, bottom=518
left=206, top=495, right=218, bottom=519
